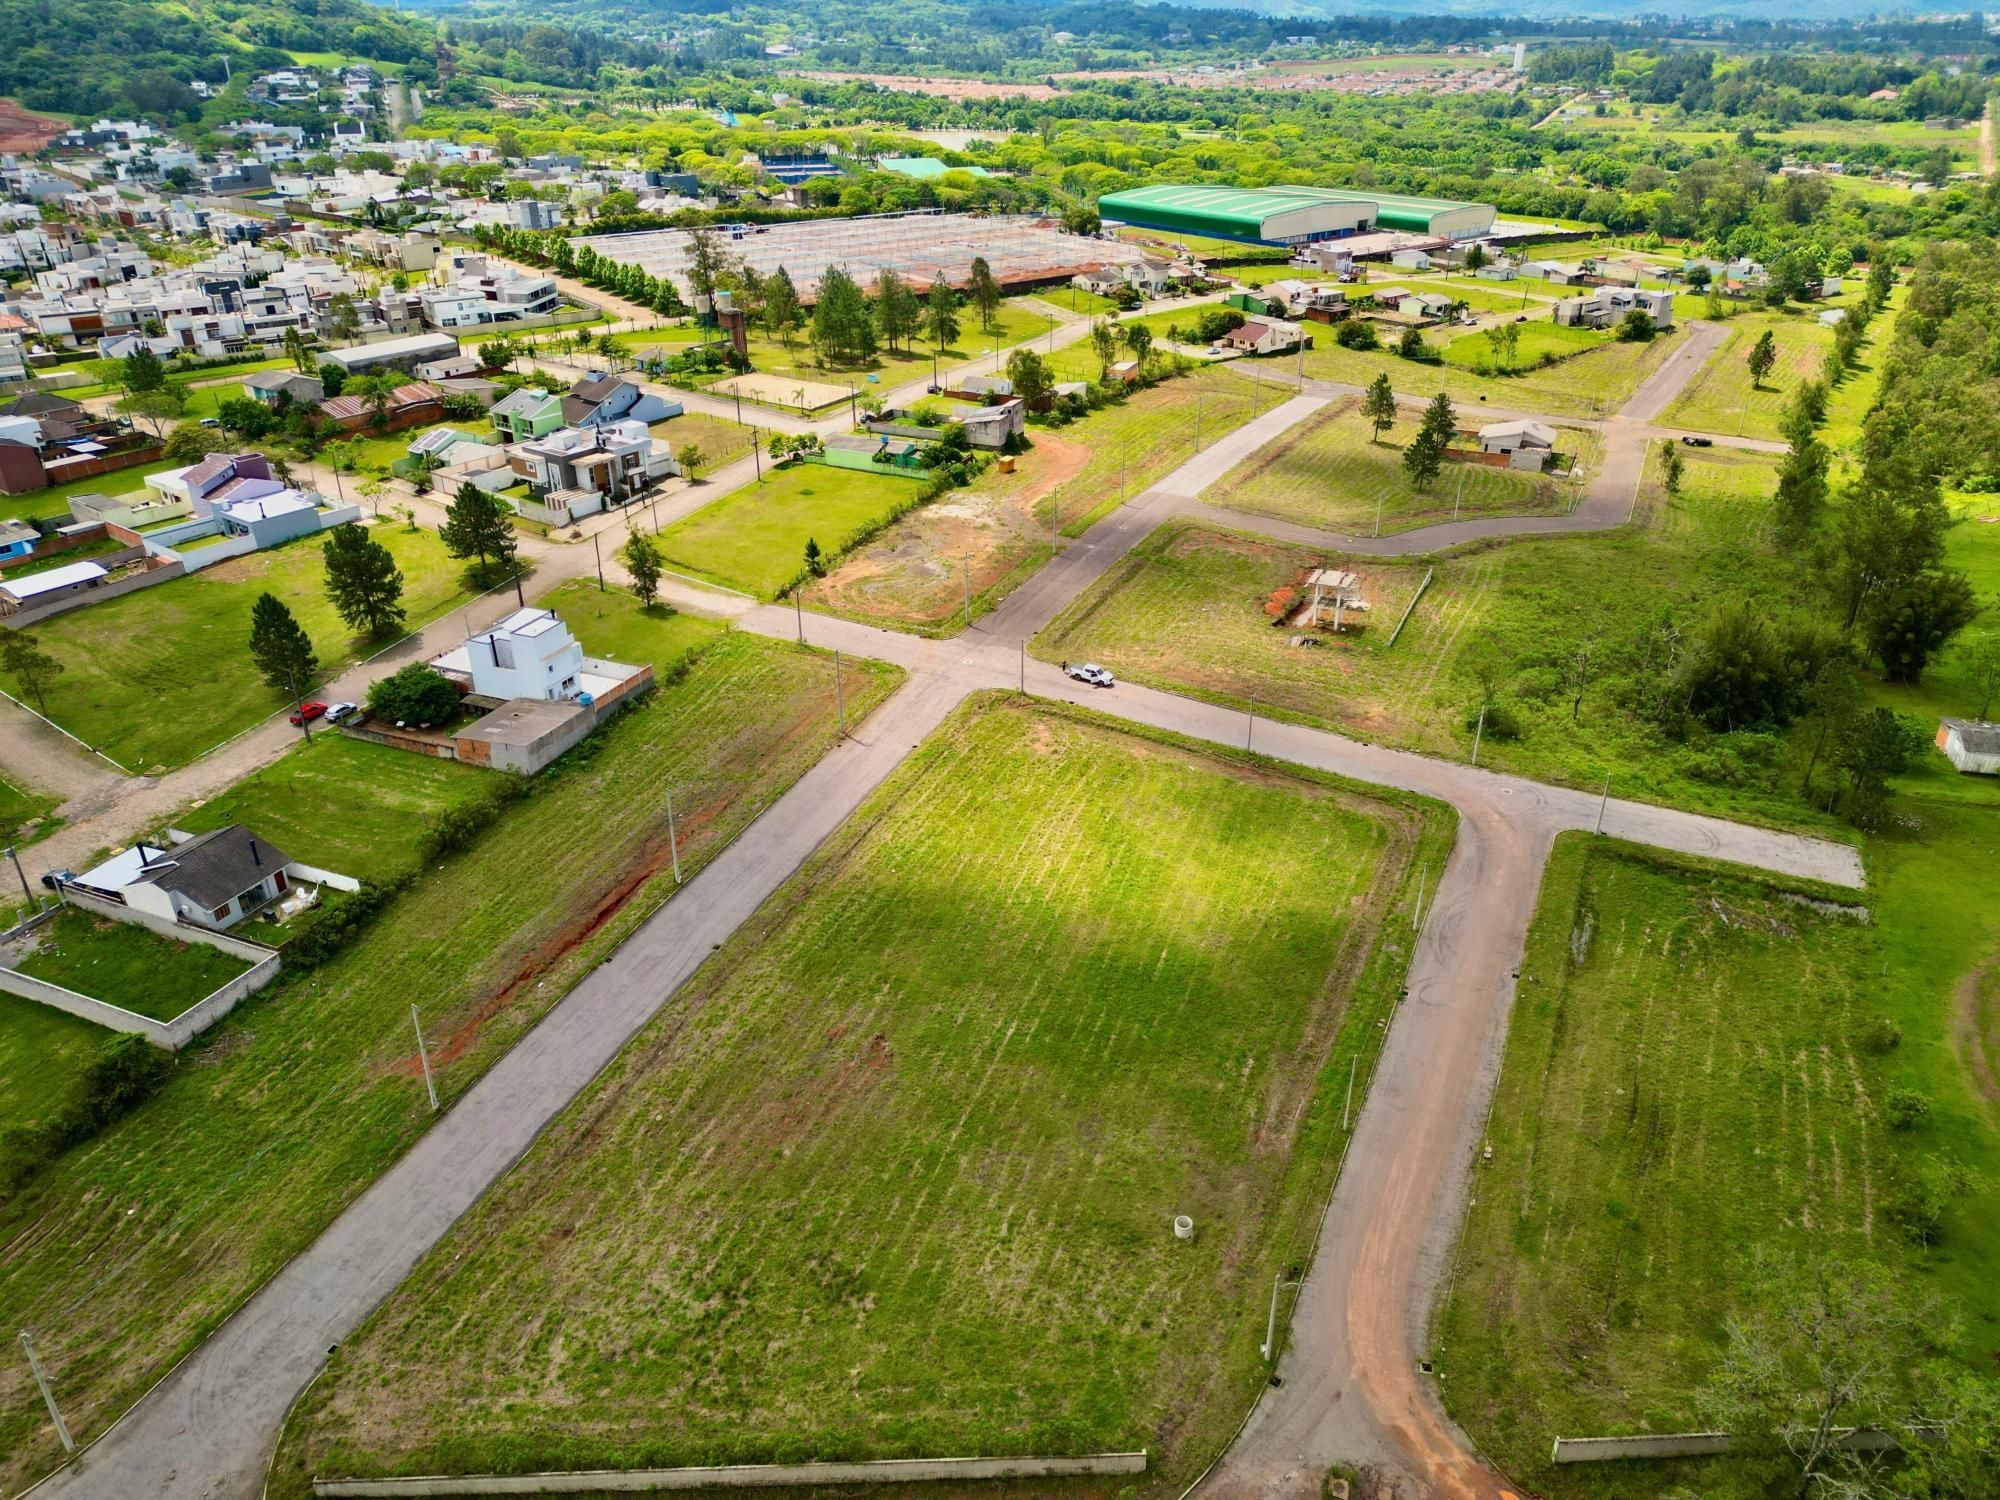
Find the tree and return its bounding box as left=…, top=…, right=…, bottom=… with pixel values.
left=322, top=523, right=406, bottom=637
left=686, top=225, right=727, bottom=323
left=811, top=266, right=875, bottom=364
left=1560, top=637, right=1596, bottom=722
left=316, top=362, right=348, bottom=399
left=1747, top=328, right=1778, bottom=388
left=248, top=592, right=318, bottom=701
left=1418, top=389, right=1456, bottom=451
left=348, top=371, right=402, bottom=433
left=1402, top=429, right=1442, bottom=490
left=1616, top=308, right=1657, bottom=342
left=1005, top=348, right=1054, bottom=408
left=1336, top=318, right=1379, bottom=351
left=966, top=256, right=1001, bottom=333
left=764, top=266, right=803, bottom=348
left=1659, top=437, right=1685, bottom=499
left=282, top=326, right=313, bottom=375
left=925, top=282, right=962, bottom=357
left=1868, top=569, right=1978, bottom=683
left=216, top=397, right=278, bottom=441
left=120, top=346, right=165, bottom=397
left=803, top=536, right=826, bottom=578
left=873, top=268, right=921, bottom=354
left=1363, top=372, right=1398, bottom=443
left=1830, top=708, right=1926, bottom=827
left=1772, top=428, right=1830, bottom=543
left=623, top=528, right=663, bottom=607
left=440, top=482, right=519, bottom=587
left=366, top=663, right=459, bottom=726
left=677, top=443, right=704, bottom=479
left=1463, top=243, right=1490, bottom=272
left=1797, top=659, right=1865, bottom=799
left=162, top=421, right=228, bottom=464
left=1702, top=1250, right=1944, bottom=1500
left=0, top=630, right=63, bottom=714
left=1122, top=322, right=1153, bottom=366
left=1966, top=633, right=2000, bottom=720
left=1483, top=320, right=1521, bottom=368
left=118, top=386, right=187, bottom=438
left=325, top=293, right=362, bottom=344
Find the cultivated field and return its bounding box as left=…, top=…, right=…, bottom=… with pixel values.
left=276, top=699, right=1446, bottom=1492
left=1034, top=445, right=1868, bottom=830
left=1202, top=399, right=1582, bottom=535
left=0, top=521, right=477, bottom=773
left=655, top=461, right=923, bottom=598
left=0, top=611, right=901, bottom=1494
left=1437, top=831, right=2000, bottom=1498
left=1662, top=312, right=1836, bottom=441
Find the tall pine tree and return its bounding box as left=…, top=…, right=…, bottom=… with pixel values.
left=248, top=593, right=318, bottom=699
left=322, top=523, right=407, bottom=636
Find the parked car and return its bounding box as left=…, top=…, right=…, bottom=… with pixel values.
left=325, top=700, right=360, bottom=725
left=40, top=869, right=75, bottom=891
left=288, top=700, right=329, bottom=726
left=1064, top=662, right=1115, bottom=688
left=1680, top=435, right=1714, bottom=447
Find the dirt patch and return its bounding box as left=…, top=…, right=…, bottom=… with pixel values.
left=809, top=434, right=1089, bottom=627
left=0, top=101, right=66, bottom=154
left=1952, top=964, right=2000, bottom=1111
left=786, top=69, right=1061, bottom=101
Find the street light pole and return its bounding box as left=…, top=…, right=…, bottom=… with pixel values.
left=19, top=1332, right=73, bottom=1455
left=593, top=531, right=604, bottom=591
left=5, top=846, right=34, bottom=911
left=666, top=787, right=682, bottom=884
left=833, top=649, right=845, bottom=736
left=410, top=1005, right=438, bottom=1112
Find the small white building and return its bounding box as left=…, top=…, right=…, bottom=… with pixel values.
left=1390, top=249, right=1432, bottom=271
left=1477, top=419, right=1557, bottom=455
left=70, top=825, right=315, bottom=930
left=1220, top=317, right=1307, bottom=355
left=461, top=607, right=586, bottom=702
left=1937, top=718, right=2000, bottom=775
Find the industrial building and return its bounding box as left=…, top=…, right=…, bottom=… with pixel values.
left=1097, top=184, right=1496, bottom=247
left=573, top=210, right=1140, bottom=303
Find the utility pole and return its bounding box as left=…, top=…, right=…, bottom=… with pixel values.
left=1412, top=864, right=1427, bottom=932
left=666, top=788, right=682, bottom=884
left=592, top=531, right=604, bottom=591
left=511, top=564, right=525, bottom=608
left=19, top=1332, right=72, bottom=1454
left=1019, top=639, right=1026, bottom=693
left=1342, top=1054, right=1357, bottom=1130
left=752, top=428, right=761, bottom=482
left=410, top=1005, right=438, bottom=1112
left=1261, top=1270, right=1296, bottom=1362
left=1453, top=463, right=1466, bottom=522
left=1596, top=776, right=1611, bottom=834
left=1120, top=439, right=1127, bottom=503
left=1246, top=692, right=1256, bottom=750
left=1471, top=704, right=1486, bottom=766
left=5, top=846, right=35, bottom=912
left=833, top=650, right=845, bottom=736
left=1374, top=491, right=1385, bottom=538
left=794, top=591, right=803, bottom=643
left=961, top=557, right=971, bottom=629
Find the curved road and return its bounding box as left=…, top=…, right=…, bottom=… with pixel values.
left=17, top=313, right=1845, bottom=1500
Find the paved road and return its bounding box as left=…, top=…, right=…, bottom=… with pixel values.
left=23, top=301, right=1865, bottom=1500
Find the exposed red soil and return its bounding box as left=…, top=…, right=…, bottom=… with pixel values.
left=0, top=101, right=67, bottom=154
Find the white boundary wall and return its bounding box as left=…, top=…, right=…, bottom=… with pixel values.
left=314, top=1453, right=1148, bottom=1496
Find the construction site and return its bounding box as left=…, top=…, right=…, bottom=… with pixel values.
left=572, top=210, right=1144, bottom=302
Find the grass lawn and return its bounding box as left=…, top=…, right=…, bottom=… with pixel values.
left=1033, top=445, right=1872, bottom=833
left=170, top=734, right=500, bottom=886
left=275, top=698, right=1447, bottom=1492
left=0, top=774, right=58, bottom=844
left=0, top=623, right=903, bottom=1496
left=741, top=297, right=1052, bottom=394
left=0, top=522, right=476, bottom=774
left=326, top=421, right=493, bottom=477
left=1298, top=321, right=1694, bottom=419
left=11, top=908, right=253, bottom=1021
left=1439, top=319, right=1614, bottom=374
left=1436, top=829, right=2000, bottom=1500
left=1204, top=398, right=1580, bottom=535
left=649, top=409, right=759, bottom=473
left=654, top=461, right=921, bottom=598
left=1662, top=312, right=1835, bottom=441
left=0, top=458, right=175, bottom=527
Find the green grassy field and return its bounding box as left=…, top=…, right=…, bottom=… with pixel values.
left=275, top=698, right=1448, bottom=1493
left=740, top=297, right=1053, bottom=392
left=12, top=908, right=253, bottom=1021
left=0, top=523, right=475, bottom=774
left=1297, top=320, right=1694, bottom=419
left=1033, top=445, right=1878, bottom=832
left=648, top=409, right=760, bottom=473
left=1662, top=313, right=1835, bottom=441
left=0, top=774, right=58, bottom=845
left=1203, top=399, right=1577, bottom=535
left=0, top=615, right=903, bottom=1496
left=1439, top=319, right=1614, bottom=374
left=326, top=421, right=495, bottom=477
left=654, top=461, right=922, bottom=598
left=0, top=992, right=104, bottom=1144
left=1437, top=830, right=2000, bottom=1500
left=170, top=734, right=500, bottom=886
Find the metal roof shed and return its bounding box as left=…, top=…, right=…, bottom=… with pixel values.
left=1097, top=185, right=1375, bottom=246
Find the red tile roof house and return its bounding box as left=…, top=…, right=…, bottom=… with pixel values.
left=316, top=380, right=447, bottom=436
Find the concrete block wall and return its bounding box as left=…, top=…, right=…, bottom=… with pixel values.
left=314, top=1452, right=1148, bottom=1496
left=0, top=555, right=184, bottom=629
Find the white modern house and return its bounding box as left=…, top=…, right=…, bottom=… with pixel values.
left=460, top=607, right=586, bottom=702
left=68, top=825, right=333, bottom=931
left=1937, top=718, right=2000, bottom=775
left=1553, top=287, right=1675, bottom=331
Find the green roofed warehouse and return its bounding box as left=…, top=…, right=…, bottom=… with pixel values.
left=1097, top=184, right=1496, bottom=246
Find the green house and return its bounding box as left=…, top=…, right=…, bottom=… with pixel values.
left=487, top=388, right=564, bottom=444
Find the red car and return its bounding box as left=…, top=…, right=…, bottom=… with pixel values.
left=288, top=700, right=328, bottom=726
